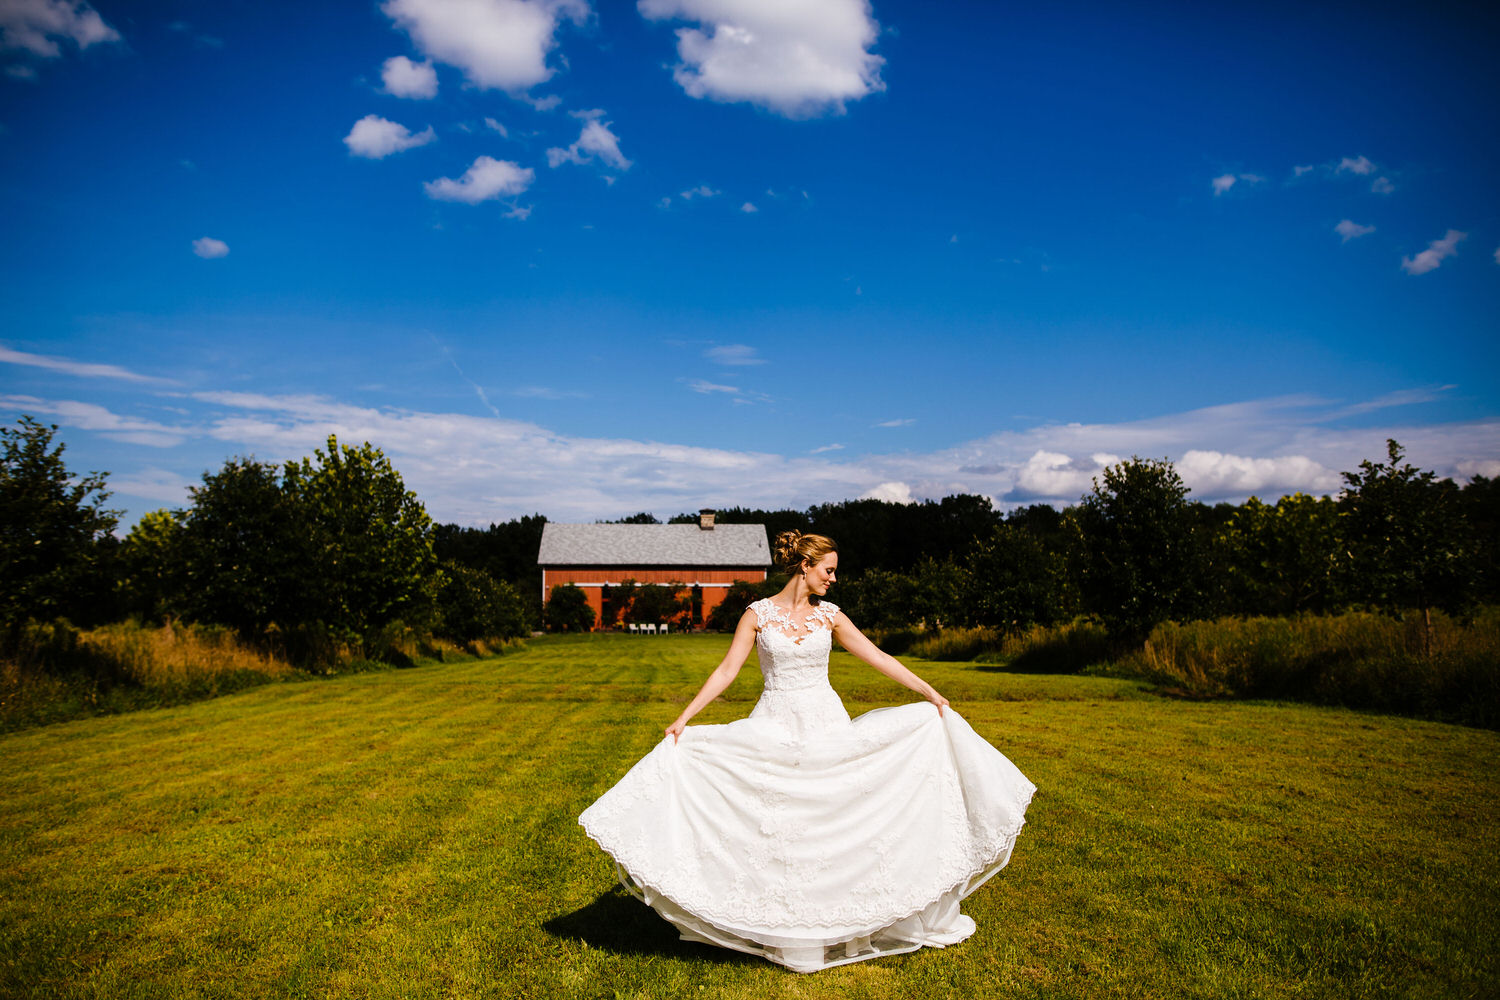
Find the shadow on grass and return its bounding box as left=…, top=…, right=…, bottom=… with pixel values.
left=543, top=886, right=753, bottom=965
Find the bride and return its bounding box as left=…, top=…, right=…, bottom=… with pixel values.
left=579, top=530, right=1035, bottom=973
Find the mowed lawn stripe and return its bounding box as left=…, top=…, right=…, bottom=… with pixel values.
left=1, top=635, right=1496, bottom=999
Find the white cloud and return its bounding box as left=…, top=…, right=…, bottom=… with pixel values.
left=0, top=394, right=186, bottom=447
left=344, top=114, right=436, bottom=158
left=1401, top=229, right=1466, bottom=275
left=503, top=203, right=533, bottom=220
left=381, top=55, right=438, bottom=98
left=1010, top=450, right=1100, bottom=501
left=0, top=346, right=166, bottom=383
left=19, top=385, right=1500, bottom=526
left=638, top=0, right=885, bottom=117
left=1176, top=450, right=1340, bottom=497
left=484, top=116, right=509, bottom=137
left=810, top=443, right=843, bottom=454
left=876, top=418, right=914, bottom=428
left=1458, top=459, right=1500, bottom=480
left=1334, top=219, right=1375, bottom=242
left=382, top=0, right=587, bottom=93
left=861, top=481, right=915, bottom=504
left=687, top=379, right=739, bottom=394
left=0, top=0, right=119, bottom=58
left=739, top=201, right=758, bottom=213
left=191, top=237, right=229, bottom=259
left=705, top=344, right=763, bottom=366
left=424, top=155, right=534, bottom=203
left=1494, top=246, right=1500, bottom=266
left=680, top=184, right=718, bottom=199
left=1212, top=172, right=1264, bottom=196
left=1370, top=176, right=1394, bottom=195
left=546, top=115, right=631, bottom=170
left=1337, top=155, right=1376, bottom=176
left=1326, top=386, right=1453, bottom=419
left=109, top=467, right=197, bottom=505
left=1292, top=164, right=1315, bottom=177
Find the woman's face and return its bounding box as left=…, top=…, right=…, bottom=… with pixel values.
left=804, top=553, right=838, bottom=595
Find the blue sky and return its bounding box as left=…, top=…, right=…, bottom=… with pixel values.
left=2, top=0, right=1497, bottom=528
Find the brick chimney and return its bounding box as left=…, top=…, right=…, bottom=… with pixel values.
left=698, top=508, right=716, bottom=530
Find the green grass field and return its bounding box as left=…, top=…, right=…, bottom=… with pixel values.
left=2, top=633, right=1496, bottom=999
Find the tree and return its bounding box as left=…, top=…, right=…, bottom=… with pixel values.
left=1338, top=440, right=1474, bottom=646
left=431, top=514, right=547, bottom=597
left=704, top=579, right=779, bottom=631
left=544, top=584, right=595, bottom=632
left=836, top=568, right=921, bottom=632
left=1074, top=456, right=1206, bottom=646
left=182, top=457, right=304, bottom=635
left=437, top=563, right=529, bottom=642
left=1459, top=475, right=1500, bottom=604
left=1218, top=494, right=1344, bottom=615
left=117, top=508, right=189, bottom=622
left=601, top=578, right=639, bottom=628
left=0, top=416, right=119, bottom=624
left=701, top=506, right=813, bottom=545
left=282, top=436, right=443, bottom=635
left=631, top=582, right=690, bottom=626
left=963, top=525, right=1067, bottom=634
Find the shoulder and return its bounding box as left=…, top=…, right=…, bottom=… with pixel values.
left=811, top=600, right=841, bottom=627
left=746, top=598, right=773, bottom=627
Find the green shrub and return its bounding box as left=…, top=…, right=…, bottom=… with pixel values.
left=438, top=563, right=530, bottom=642
left=544, top=584, right=595, bottom=633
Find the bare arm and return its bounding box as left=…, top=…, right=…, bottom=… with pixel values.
left=832, top=611, right=950, bottom=714
left=665, top=607, right=760, bottom=742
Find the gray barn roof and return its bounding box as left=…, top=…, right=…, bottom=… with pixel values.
left=538, top=523, right=770, bottom=567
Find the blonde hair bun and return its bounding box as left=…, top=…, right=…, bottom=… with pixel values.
left=773, top=529, right=837, bottom=575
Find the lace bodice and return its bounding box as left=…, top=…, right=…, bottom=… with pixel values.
left=750, top=598, right=840, bottom=693
left=745, top=598, right=850, bottom=738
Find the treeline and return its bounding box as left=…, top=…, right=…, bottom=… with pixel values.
left=6, top=411, right=1497, bottom=665
left=688, top=445, right=1497, bottom=649
left=2, top=418, right=532, bottom=679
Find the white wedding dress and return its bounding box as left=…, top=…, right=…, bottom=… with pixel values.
left=578, top=598, right=1036, bottom=973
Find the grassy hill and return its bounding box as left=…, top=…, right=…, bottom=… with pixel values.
left=1, top=633, right=1495, bottom=998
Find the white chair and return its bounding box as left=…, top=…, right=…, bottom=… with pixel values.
left=659, top=623, right=669, bottom=635
left=644, top=623, right=657, bottom=635
left=628, top=623, right=639, bottom=635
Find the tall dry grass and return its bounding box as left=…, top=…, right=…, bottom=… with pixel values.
left=899, top=609, right=1499, bottom=728
left=907, top=622, right=1112, bottom=671
left=82, top=620, right=297, bottom=686
left=1122, top=608, right=1500, bottom=726
left=0, top=620, right=298, bottom=733
left=1, top=619, right=527, bottom=733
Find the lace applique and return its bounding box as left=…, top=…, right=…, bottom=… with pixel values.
left=750, top=598, right=840, bottom=639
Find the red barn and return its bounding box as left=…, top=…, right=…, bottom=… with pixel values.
left=537, top=511, right=770, bottom=629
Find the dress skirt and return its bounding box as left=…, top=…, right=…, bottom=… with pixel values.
left=579, top=698, right=1035, bottom=972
